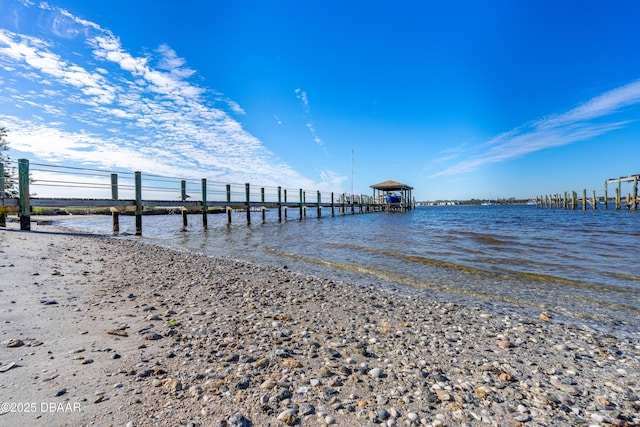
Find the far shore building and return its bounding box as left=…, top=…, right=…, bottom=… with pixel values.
left=370, top=180, right=415, bottom=212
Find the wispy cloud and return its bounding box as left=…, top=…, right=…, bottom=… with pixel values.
left=0, top=2, right=324, bottom=190
left=431, top=80, right=640, bottom=178
left=295, top=87, right=325, bottom=151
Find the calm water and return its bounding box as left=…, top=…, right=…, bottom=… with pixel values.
left=61, top=205, right=640, bottom=336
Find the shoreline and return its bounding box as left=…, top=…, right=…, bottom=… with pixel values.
left=1, top=222, right=639, bottom=426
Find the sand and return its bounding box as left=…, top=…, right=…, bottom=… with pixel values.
left=0, top=220, right=639, bottom=427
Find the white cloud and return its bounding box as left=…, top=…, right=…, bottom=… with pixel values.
left=0, top=2, right=336, bottom=192
left=431, top=81, right=640, bottom=178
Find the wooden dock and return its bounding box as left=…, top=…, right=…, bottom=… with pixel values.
left=1, top=159, right=407, bottom=234
left=535, top=174, right=639, bottom=211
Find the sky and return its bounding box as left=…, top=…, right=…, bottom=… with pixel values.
left=1, top=0, right=640, bottom=201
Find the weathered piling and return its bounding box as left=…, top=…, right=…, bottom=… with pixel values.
left=135, top=171, right=142, bottom=236
left=111, top=173, right=119, bottom=234
left=202, top=179, right=208, bottom=229
left=18, top=159, right=30, bottom=231
left=0, top=162, right=5, bottom=228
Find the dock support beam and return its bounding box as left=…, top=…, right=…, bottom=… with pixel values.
left=317, top=191, right=321, bottom=218
left=202, top=179, right=208, bottom=229
left=135, top=171, right=142, bottom=235
left=633, top=178, right=638, bottom=210
left=226, top=184, right=232, bottom=224
left=277, top=186, right=282, bottom=222
left=111, top=173, right=119, bottom=234
left=245, top=183, right=251, bottom=225
left=0, top=162, right=5, bottom=227
left=18, top=159, right=30, bottom=231
left=299, top=189, right=303, bottom=220
left=181, top=180, right=188, bottom=228
left=261, top=187, right=266, bottom=223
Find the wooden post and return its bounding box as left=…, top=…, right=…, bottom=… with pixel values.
left=261, top=187, right=266, bottom=223
left=226, top=184, right=232, bottom=224
left=341, top=193, right=345, bottom=215
left=633, top=178, right=638, bottom=211
left=582, top=189, right=587, bottom=211
left=0, top=162, right=5, bottom=228
left=18, top=159, right=30, bottom=231
left=351, top=194, right=355, bottom=215
left=202, top=179, right=208, bottom=229
left=245, top=183, right=251, bottom=225
left=111, top=173, right=119, bottom=234
left=331, top=192, right=335, bottom=217
left=604, top=182, right=608, bottom=210
left=181, top=180, right=188, bottom=228
left=317, top=191, right=321, bottom=218
left=592, top=190, right=597, bottom=210
left=563, top=191, right=567, bottom=210
left=135, top=171, right=142, bottom=235
left=284, top=189, right=288, bottom=220
left=572, top=191, right=577, bottom=210
left=616, top=181, right=621, bottom=210
left=303, top=191, right=307, bottom=218
left=277, top=186, right=282, bottom=222
left=299, top=189, right=303, bottom=220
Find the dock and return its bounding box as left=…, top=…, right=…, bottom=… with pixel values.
left=1, top=160, right=415, bottom=234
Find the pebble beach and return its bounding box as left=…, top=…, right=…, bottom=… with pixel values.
left=1, top=222, right=639, bottom=426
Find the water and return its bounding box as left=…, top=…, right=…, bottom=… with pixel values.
left=59, top=205, right=640, bottom=336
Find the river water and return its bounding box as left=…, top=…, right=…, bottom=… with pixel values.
left=60, top=204, right=640, bottom=336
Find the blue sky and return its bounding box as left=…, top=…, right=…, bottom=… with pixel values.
left=1, top=0, right=640, bottom=200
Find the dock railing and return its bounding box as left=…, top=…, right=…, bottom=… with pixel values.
left=0, top=159, right=385, bottom=234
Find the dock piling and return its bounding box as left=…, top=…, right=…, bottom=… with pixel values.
left=0, top=162, right=5, bottom=227
left=111, top=173, right=119, bottom=234
left=18, top=159, right=30, bottom=231
left=135, top=171, right=142, bottom=235
left=202, top=179, right=208, bottom=229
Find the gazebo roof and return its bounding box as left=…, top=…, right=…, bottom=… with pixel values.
left=370, top=180, right=413, bottom=191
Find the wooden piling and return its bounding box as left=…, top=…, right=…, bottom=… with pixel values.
left=331, top=192, right=335, bottom=217
left=226, top=184, right=232, bottom=224
left=592, top=190, right=597, bottom=210
left=317, top=191, right=321, bottom=218
left=202, top=179, right=208, bottom=229
left=604, top=182, right=608, bottom=210
left=633, top=178, right=638, bottom=210
left=111, top=173, right=119, bottom=234
left=135, top=171, right=142, bottom=235
left=582, top=189, right=587, bottom=211
left=181, top=180, right=188, bottom=228
left=299, top=189, right=303, bottom=220
left=284, top=189, right=288, bottom=220
left=245, top=183, right=251, bottom=225
left=277, top=186, right=282, bottom=222
left=0, top=162, right=5, bottom=227
left=261, top=187, right=266, bottom=223
left=617, top=181, right=621, bottom=210
left=18, top=159, right=30, bottom=231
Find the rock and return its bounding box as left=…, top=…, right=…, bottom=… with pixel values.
left=227, top=413, right=251, bottom=427
left=4, top=338, right=23, bottom=348
left=276, top=409, right=297, bottom=426
left=368, top=367, right=382, bottom=378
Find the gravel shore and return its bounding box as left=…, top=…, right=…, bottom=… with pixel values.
left=1, top=223, right=639, bottom=426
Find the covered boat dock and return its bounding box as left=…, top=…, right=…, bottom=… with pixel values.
left=370, top=180, right=415, bottom=212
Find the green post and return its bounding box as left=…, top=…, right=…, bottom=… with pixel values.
left=299, top=189, right=303, bottom=220
left=592, top=190, right=597, bottom=210
left=181, top=179, right=188, bottom=228
left=245, top=183, right=251, bottom=225
left=111, top=173, right=119, bottom=234
left=202, top=179, right=208, bottom=229
left=277, top=186, right=282, bottom=222
left=135, top=171, right=142, bottom=235
left=18, top=159, right=30, bottom=231
left=617, top=181, right=621, bottom=210
left=0, top=162, right=5, bottom=227
left=226, top=184, right=232, bottom=224
left=317, top=191, right=321, bottom=218
left=331, top=192, right=335, bottom=217
left=261, top=187, right=266, bottom=223
left=284, top=189, right=288, bottom=220
left=604, top=182, right=608, bottom=210
left=572, top=191, right=577, bottom=210
left=582, top=189, right=587, bottom=211
left=633, top=178, right=638, bottom=211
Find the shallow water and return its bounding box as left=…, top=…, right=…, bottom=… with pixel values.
left=61, top=205, right=640, bottom=336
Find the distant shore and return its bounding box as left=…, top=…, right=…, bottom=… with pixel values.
left=1, top=222, right=639, bottom=426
